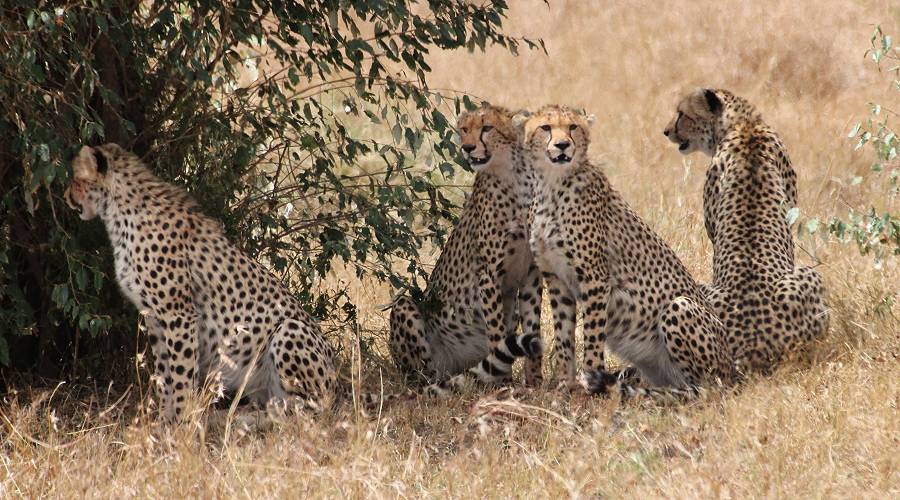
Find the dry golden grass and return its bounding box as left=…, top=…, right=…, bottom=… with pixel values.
left=3, top=1, right=900, bottom=498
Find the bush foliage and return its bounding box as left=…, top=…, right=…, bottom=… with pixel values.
left=820, top=26, right=900, bottom=260
left=0, top=1, right=540, bottom=378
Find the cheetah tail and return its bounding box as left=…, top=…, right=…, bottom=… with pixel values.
left=577, top=366, right=640, bottom=396
left=618, top=383, right=702, bottom=402
left=419, top=332, right=543, bottom=398
left=358, top=333, right=543, bottom=409
left=578, top=368, right=701, bottom=401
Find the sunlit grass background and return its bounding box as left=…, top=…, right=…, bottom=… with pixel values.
left=3, top=1, right=899, bottom=497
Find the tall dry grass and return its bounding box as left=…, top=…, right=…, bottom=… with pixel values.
left=3, top=1, right=899, bottom=497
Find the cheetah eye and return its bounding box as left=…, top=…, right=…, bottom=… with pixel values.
left=569, top=124, right=578, bottom=131
left=482, top=125, right=494, bottom=132
left=539, top=124, right=551, bottom=132
left=461, top=127, right=468, bottom=133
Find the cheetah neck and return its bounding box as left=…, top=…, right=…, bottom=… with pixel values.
left=475, top=147, right=516, bottom=181
left=532, top=157, right=579, bottom=194
left=98, top=167, right=201, bottom=243
left=711, top=98, right=765, bottom=154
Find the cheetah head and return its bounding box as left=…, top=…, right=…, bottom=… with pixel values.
left=663, top=88, right=724, bottom=156
left=64, top=143, right=125, bottom=220
left=516, top=104, right=593, bottom=170
left=456, top=103, right=519, bottom=172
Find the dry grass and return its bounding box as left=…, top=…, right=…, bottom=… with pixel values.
left=4, top=1, right=900, bottom=498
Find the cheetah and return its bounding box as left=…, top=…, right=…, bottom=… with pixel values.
left=388, top=103, right=544, bottom=395
left=663, top=88, right=829, bottom=373
left=519, top=105, right=735, bottom=396
left=64, top=144, right=337, bottom=421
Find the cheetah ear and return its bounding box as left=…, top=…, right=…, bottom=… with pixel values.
left=93, top=149, right=109, bottom=175
left=703, top=89, right=723, bottom=115
left=574, top=108, right=596, bottom=127
left=511, top=110, right=532, bottom=131
left=73, top=146, right=103, bottom=180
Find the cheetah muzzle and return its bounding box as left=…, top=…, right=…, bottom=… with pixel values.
left=548, top=152, right=572, bottom=164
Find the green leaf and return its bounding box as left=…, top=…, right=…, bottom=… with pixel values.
left=76, top=267, right=88, bottom=291
left=805, top=218, right=820, bottom=234
left=95, top=13, right=108, bottom=33
left=51, top=284, right=70, bottom=308
left=36, top=143, right=50, bottom=162
left=785, top=207, right=800, bottom=225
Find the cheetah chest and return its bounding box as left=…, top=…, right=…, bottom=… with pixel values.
left=111, top=232, right=146, bottom=309
left=501, top=219, right=534, bottom=288
left=530, top=208, right=577, bottom=291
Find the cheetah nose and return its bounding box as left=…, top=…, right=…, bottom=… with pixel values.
left=663, top=128, right=670, bottom=137
left=554, top=141, right=571, bottom=150
left=461, top=144, right=476, bottom=153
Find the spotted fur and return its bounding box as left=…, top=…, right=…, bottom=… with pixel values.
left=522, top=105, right=735, bottom=396
left=664, top=88, right=829, bottom=372
left=388, top=104, right=544, bottom=395
left=65, top=144, right=337, bottom=420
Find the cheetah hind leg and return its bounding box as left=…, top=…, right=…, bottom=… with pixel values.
left=769, top=266, right=830, bottom=365
left=268, top=318, right=338, bottom=414
left=622, top=296, right=734, bottom=402
left=775, top=267, right=829, bottom=352
left=388, top=294, right=435, bottom=384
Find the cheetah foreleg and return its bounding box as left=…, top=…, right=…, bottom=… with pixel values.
left=146, top=309, right=199, bottom=422
left=581, top=274, right=611, bottom=374
left=519, top=264, right=544, bottom=386
left=544, top=272, right=577, bottom=387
